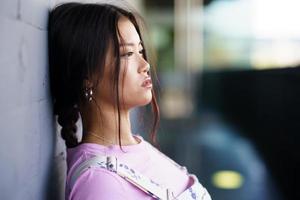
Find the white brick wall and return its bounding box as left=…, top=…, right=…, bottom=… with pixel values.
left=0, top=0, right=65, bottom=199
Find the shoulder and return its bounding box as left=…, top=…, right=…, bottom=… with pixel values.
left=69, top=167, right=128, bottom=200
left=145, top=141, right=187, bottom=172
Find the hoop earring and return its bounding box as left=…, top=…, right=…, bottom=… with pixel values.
left=84, top=87, right=93, bottom=102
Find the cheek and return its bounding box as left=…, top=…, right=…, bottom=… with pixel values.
left=96, top=80, right=114, bottom=103
left=118, top=61, right=128, bottom=82
left=119, top=65, right=135, bottom=90
left=119, top=74, right=135, bottom=96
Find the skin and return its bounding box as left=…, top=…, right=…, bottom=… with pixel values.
left=80, top=17, right=152, bottom=146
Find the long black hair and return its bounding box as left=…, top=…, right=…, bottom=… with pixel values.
left=48, top=2, right=160, bottom=148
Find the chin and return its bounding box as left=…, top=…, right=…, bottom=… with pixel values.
left=128, top=96, right=152, bottom=108
left=123, top=91, right=153, bottom=109
left=141, top=98, right=152, bottom=106
left=137, top=96, right=153, bottom=106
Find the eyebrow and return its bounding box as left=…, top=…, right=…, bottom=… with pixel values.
left=119, top=41, right=143, bottom=47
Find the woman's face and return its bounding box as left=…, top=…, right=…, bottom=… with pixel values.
left=96, top=17, right=152, bottom=110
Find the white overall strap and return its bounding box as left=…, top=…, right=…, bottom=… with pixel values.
left=175, top=175, right=211, bottom=200
left=69, top=155, right=211, bottom=200
left=69, top=155, right=173, bottom=200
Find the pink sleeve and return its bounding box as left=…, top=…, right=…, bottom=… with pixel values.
left=69, top=168, right=128, bottom=200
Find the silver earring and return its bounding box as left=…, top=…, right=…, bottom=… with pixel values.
left=84, top=87, right=93, bottom=102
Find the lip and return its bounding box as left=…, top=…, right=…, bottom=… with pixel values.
left=141, top=77, right=152, bottom=88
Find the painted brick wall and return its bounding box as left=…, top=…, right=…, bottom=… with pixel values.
left=0, top=0, right=66, bottom=199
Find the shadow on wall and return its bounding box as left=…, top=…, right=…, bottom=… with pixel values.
left=45, top=120, right=67, bottom=200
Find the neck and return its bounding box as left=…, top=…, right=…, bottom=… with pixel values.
left=80, top=102, right=138, bottom=146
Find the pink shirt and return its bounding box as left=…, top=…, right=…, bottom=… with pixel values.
left=66, top=135, right=194, bottom=200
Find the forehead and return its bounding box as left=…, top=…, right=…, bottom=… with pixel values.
left=117, top=17, right=141, bottom=45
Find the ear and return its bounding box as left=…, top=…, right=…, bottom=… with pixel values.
left=83, top=78, right=93, bottom=88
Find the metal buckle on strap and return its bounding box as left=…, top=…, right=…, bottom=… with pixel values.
left=106, top=156, right=117, bottom=172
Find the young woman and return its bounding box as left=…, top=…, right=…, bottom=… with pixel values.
left=48, top=2, right=211, bottom=200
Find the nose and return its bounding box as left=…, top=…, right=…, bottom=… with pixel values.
left=142, top=64, right=150, bottom=75
left=139, top=58, right=150, bottom=75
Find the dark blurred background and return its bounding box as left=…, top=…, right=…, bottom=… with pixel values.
left=129, top=0, right=300, bottom=199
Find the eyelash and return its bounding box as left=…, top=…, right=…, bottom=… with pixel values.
left=121, top=49, right=144, bottom=58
